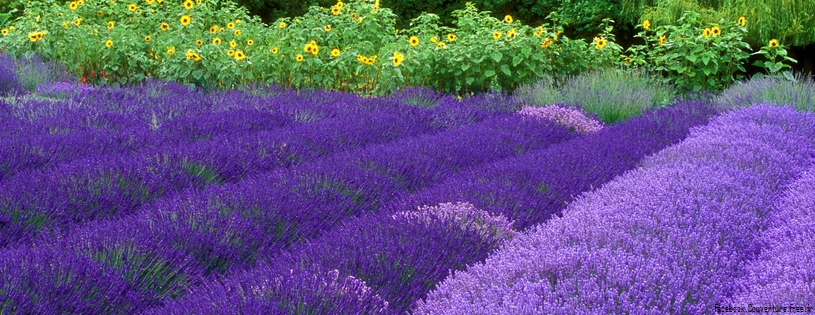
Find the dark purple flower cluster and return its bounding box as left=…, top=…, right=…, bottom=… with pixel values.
left=415, top=104, right=815, bottom=314
left=0, top=91, right=506, bottom=247
left=0, top=92, right=574, bottom=313
left=0, top=53, right=23, bottom=95
left=147, top=202, right=514, bottom=314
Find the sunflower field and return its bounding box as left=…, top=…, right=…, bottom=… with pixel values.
left=0, top=0, right=798, bottom=95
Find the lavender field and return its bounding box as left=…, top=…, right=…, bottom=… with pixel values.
left=2, top=64, right=815, bottom=314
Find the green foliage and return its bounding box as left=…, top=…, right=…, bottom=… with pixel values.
left=630, top=0, right=815, bottom=48
left=516, top=66, right=676, bottom=123
left=626, top=11, right=751, bottom=92
left=751, top=39, right=797, bottom=80
left=0, top=0, right=629, bottom=95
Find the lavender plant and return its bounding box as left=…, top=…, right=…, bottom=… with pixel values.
left=518, top=105, right=604, bottom=134
left=714, top=73, right=815, bottom=112
left=728, top=165, right=815, bottom=305
left=514, top=67, right=676, bottom=123
left=414, top=104, right=815, bottom=314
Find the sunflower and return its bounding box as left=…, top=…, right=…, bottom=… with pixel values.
left=234, top=29, right=241, bottom=36
left=235, top=19, right=241, bottom=25
left=769, top=39, right=779, bottom=47
left=310, top=44, right=319, bottom=55
left=492, top=31, right=501, bottom=40
left=1, top=29, right=8, bottom=35
left=180, top=15, right=191, bottom=26
left=331, top=6, right=340, bottom=15
left=357, top=55, right=364, bottom=62
left=227, top=22, right=235, bottom=29
left=96, top=11, right=103, bottom=16
left=229, top=40, right=236, bottom=48
left=643, top=20, right=651, bottom=30
left=407, top=36, right=419, bottom=47
left=146, top=0, right=154, bottom=4
left=436, top=42, right=446, bottom=49
left=534, top=31, right=542, bottom=37
left=536, top=26, right=543, bottom=32
left=227, top=49, right=234, bottom=56
left=296, top=54, right=304, bottom=62
left=357, top=17, right=363, bottom=24
left=160, top=23, right=169, bottom=31
left=447, top=33, right=456, bottom=42
left=507, top=29, right=516, bottom=39
left=271, top=47, right=279, bottom=54
left=554, top=31, right=561, bottom=41
left=105, top=39, right=113, bottom=47
left=430, top=36, right=438, bottom=43
left=28, top=32, right=38, bottom=41
left=541, top=38, right=552, bottom=48
left=712, top=25, right=721, bottom=36
left=279, top=22, right=286, bottom=29
left=703, top=28, right=711, bottom=38
left=196, top=39, right=203, bottom=46
left=504, top=15, right=513, bottom=23
left=165, top=46, right=175, bottom=55
left=145, top=35, right=151, bottom=42
left=212, top=37, right=221, bottom=45
left=331, top=48, right=340, bottom=57
left=69, top=1, right=79, bottom=10
left=351, top=12, right=357, bottom=20
left=247, top=39, right=254, bottom=46
left=128, top=3, right=137, bottom=11
left=372, top=5, right=378, bottom=12
left=74, top=18, right=82, bottom=26
left=210, top=25, right=218, bottom=33
left=63, top=22, right=69, bottom=29
left=392, top=51, right=404, bottom=67
left=183, top=0, right=193, bottom=9
left=324, top=25, right=332, bottom=32
left=594, top=38, right=607, bottom=49
left=135, top=8, right=142, bottom=13
left=738, top=16, right=746, bottom=27
left=192, top=53, right=201, bottom=61
left=304, top=43, right=313, bottom=54
left=234, top=50, right=245, bottom=61
left=185, top=49, right=194, bottom=59
left=35, top=32, right=44, bottom=40
left=107, top=21, right=115, bottom=29
left=336, top=0, right=343, bottom=8
left=624, top=56, right=631, bottom=64
left=219, top=27, right=224, bottom=32
left=658, top=35, right=665, bottom=46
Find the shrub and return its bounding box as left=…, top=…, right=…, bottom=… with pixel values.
left=0, top=52, right=22, bottom=94
left=515, top=67, right=676, bottom=123
left=714, top=72, right=815, bottom=112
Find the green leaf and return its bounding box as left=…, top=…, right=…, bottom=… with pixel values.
left=461, top=63, right=470, bottom=71
left=484, top=69, right=496, bottom=77
left=512, top=56, right=522, bottom=67
left=490, top=51, right=502, bottom=63
left=192, top=70, right=203, bottom=80
left=685, top=55, right=697, bottom=63
left=466, top=77, right=474, bottom=85
left=500, top=64, right=511, bottom=76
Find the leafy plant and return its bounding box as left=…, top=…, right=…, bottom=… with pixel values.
left=751, top=38, right=796, bottom=80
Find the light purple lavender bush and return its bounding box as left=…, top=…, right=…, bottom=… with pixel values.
left=728, top=166, right=815, bottom=306
left=415, top=104, right=815, bottom=314
left=715, top=73, right=815, bottom=112
left=519, top=105, right=604, bottom=134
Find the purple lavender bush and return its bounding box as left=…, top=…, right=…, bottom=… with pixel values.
left=414, top=104, right=815, bottom=314
left=714, top=73, right=815, bottom=112
left=728, top=165, right=815, bottom=306
left=147, top=202, right=515, bottom=314
left=0, top=53, right=23, bottom=95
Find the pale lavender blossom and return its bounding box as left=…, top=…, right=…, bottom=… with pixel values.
left=395, top=201, right=518, bottom=242
left=519, top=105, right=604, bottom=134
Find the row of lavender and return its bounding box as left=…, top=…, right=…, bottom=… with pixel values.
left=0, top=87, right=591, bottom=312
left=144, top=100, right=717, bottom=314
left=0, top=83, right=515, bottom=247
left=414, top=104, right=815, bottom=314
